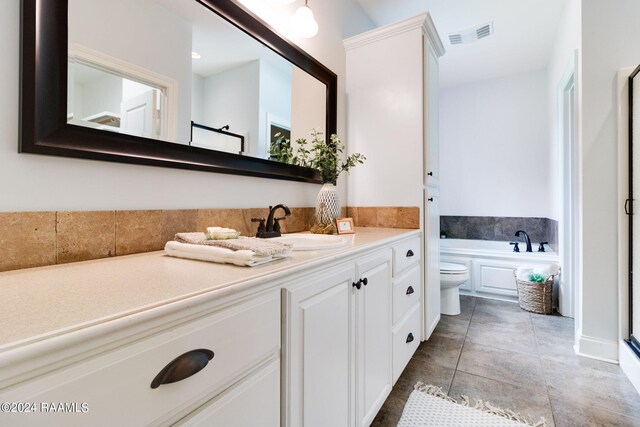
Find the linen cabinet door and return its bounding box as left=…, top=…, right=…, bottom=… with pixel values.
left=425, top=187, right=441, bottom=338
left=283, top=265, right=355, bottom=427
left=354, top=250, right=392, bottom=427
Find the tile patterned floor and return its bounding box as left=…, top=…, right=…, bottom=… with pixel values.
left=373, top=296, right=640, bottom=427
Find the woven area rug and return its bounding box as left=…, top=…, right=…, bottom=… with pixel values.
left=397, top=382, right=547, bottom=427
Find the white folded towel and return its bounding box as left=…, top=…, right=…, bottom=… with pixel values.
left=164, top=241, right=291, bottom=267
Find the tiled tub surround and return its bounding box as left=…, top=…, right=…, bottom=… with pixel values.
left=0, top=206, right=419, bottom=272
left=440, top=216, right=559, bottom=251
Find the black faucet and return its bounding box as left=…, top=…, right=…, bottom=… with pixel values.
left=252, top=204, right=291, bottom=238
left=515, top=230, right=532, bottom=252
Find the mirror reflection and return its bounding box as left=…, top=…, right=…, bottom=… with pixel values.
left=67, top=0, right=327, bottom=161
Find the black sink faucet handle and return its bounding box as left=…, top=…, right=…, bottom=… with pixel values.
left=251, top=218, right=266, bottom=235
left=509, top=242, right=520, bottom=252
left=273, top=217, right=288, bottom=232
left=538, top=242, right=549, bottom=252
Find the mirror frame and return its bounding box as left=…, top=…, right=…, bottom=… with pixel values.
left=20, top=0, right=337, bottom=183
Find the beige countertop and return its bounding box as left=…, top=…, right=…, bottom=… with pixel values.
left=0, top=228, right=419, bottom=350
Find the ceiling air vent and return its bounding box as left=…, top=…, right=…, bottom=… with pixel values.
left=448, top=22, right=493, bottom=45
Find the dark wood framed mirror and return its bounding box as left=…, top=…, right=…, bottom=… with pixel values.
left=20, top=0, right=337, bottom=183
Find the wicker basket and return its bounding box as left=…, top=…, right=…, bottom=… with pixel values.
left=514, top=272, right=554, bottom=315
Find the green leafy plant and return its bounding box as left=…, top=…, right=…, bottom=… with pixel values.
left=270, top=129, right=365, bottom=184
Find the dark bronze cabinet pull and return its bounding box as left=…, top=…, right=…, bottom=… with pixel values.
left=406, top=249, right=414, bottom=258
left=428, top=171, right=433, bottom=176
left=406, top=286, right=415, bottom=295
left=352, top=278, right=368, bottom=290
left=428, top=197, right=434, bottom=202
left=151, top=349, right=214, bottom=389
left=406, top=333, right=414, bottom=343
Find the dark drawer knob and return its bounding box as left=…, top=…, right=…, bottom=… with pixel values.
left=406, top=286, right=415, bottom=295
left=406, top=249, right=414, bottom=258
left=428, top=197, right=434, bottom=202
left=406, top=333, right=414, bottom=344
left=151, top=349, right=214, bottom=389
left=428, top=171, right=433, bottom=176
left=362, top=277, right=368, bottom=286
left=352, top=280, right=362, bottom=290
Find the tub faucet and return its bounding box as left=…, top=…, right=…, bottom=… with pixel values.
left=252, top=204, right=291, bottom=238
left=515, top=230, right=532, bottom=252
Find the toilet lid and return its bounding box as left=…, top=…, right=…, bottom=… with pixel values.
left=440, top=262, right=468, bottom=273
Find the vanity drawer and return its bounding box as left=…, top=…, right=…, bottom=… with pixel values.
left=0, top=292, right=280, bottom=427
left=392, top=236, right=421, bottom=275
left=393, top=265, right=421, bottom=324
left=392, top=304, right=421, bottom=384
left=176, top=359, right=280, bottom=426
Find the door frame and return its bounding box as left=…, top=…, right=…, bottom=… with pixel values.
left=558, top=50, right=579, bottom=319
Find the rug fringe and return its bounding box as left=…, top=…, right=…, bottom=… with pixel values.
left=413, top=382, right=547, bottom=427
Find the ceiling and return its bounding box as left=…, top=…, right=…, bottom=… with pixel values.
left=355, top=0, right=567, bottom=88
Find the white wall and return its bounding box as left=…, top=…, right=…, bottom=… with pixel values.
left=578, top=0, right=640, bottom=360
left=202, top=61, right=261, bottom=155
left=291, top=68, right=327, bottom=144
left=439, top=68, right=551, bottom=218
left=258, top=60, right=293, bottom=159
left=0, top=0, right=374, bottom=212
left=547, top=0, right=580, bottom=222
left=191, top=74, right=205, bottom=124
left=75, top=73, right=123, bottom=120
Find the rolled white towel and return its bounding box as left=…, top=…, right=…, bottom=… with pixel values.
left=516, top=263, right=560, bottom=282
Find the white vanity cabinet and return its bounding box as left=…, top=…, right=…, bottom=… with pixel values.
left=0, top=229, right=421, bottom=427
left=0, top=291, right=281, bottom=427
left=282, top=249, right=392, bottom=427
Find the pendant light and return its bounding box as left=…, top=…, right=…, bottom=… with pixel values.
left=292, top=0, right=318, bottom=38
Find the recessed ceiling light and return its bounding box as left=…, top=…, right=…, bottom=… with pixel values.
left=192, top=52, right=202, bottom=59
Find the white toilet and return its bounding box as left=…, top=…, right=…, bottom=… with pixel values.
left=440, top=262, right=470, bottom=315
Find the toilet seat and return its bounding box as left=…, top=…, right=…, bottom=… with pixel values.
left=440, top=262, right=468, bottom=274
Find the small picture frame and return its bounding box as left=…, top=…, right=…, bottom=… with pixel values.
left=336, top=218, right=355, bottom=234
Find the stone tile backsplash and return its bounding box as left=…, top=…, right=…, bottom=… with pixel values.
left=0, top=206, right=419, bottom=272
left=440, top=216, right=559, bottom=252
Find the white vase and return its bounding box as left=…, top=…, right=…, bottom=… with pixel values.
left=315, top=183, right=341, bottom=224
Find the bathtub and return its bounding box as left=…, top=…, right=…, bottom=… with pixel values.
left=440, top=239, right=559, bottom=301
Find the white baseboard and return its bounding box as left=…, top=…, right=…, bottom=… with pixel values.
left=575, top=332, right=619, bottom=363
left=620, top=341, right=640, bottom=394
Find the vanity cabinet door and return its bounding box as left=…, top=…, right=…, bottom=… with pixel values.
left=282, top=265, right=354, bottom=427
left=354, top=250, right=392, bottom=427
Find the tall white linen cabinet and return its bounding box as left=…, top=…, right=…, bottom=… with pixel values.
left=344, top=14, right=445, bottom=341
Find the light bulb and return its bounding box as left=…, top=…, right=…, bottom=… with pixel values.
left=292, top=4, right=318, bottom=38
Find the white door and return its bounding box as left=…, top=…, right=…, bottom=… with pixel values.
left=283, top=266, right=354, bottom=427
left=120, top=90, right=157, bottom=138
left=354, top=251, right=392, bottom=427
left=425, top=187, right=441, bottom=337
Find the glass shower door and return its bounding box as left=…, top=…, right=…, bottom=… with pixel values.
left=630, top=64, right=640, bottom=355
